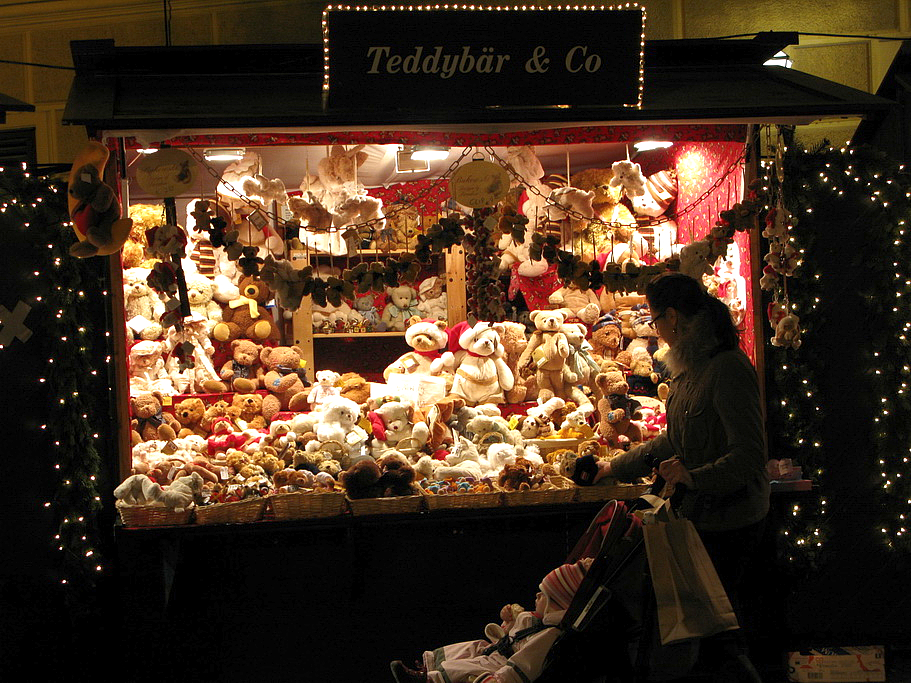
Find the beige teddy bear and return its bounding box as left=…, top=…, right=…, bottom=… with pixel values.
left=516, top=310, right=572, bottom=403
left=548, top=284, right=602, bottom=325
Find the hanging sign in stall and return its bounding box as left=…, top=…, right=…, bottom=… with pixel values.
left=322, top=5, right=645, bottom=109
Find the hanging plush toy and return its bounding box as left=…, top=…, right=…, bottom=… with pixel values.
left=771, top=313, right=802, bottom=350
left=609, top=160, right=647, bottom=198
left=67, top=141, right=133, bottom=258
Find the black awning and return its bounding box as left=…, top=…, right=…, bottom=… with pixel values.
left=0, top=91, right=35, bottom=124
left=63, top=36, right=893, bottom=132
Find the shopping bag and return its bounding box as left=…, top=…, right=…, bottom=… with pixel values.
left=642, top=497, right=739, bottom=645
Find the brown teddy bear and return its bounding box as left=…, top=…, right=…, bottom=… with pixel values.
left=595, top=371, right=643, bottom=449
left=200, top=399, right=240, bottom=434
left=516, top=310, right=572, bottom=403
left=130, top=391, right=180, bottom=445
left=590, top=321, right=622, bottom=362
left=338, top=372, right=370, bottom=405
left=212, top=275, right=277, bottom=342
left=211, top=339, right=265, bottom=393
left=568, top=167, right=638, bottom=258
left=500, top=320, right=537, bottom=404
left=231, top=393, right=266, bottom=430
left=173, top=397, right=208, bottom=438
left=260, top=345, right=311, bottom=422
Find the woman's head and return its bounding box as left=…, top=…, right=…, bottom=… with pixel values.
left=645, top=272, right=739, bottom=354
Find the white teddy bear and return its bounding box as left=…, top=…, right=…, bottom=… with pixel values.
left=545, top=187, right=596, bottom=222
left=439, top=322, right=515, bottom=406
left=123, top=267, right=165, bottom=340
left=183, top=272, right=222, bottom=333
left=305, top=396, right=364, bottom=454
left=519, top=397, right=566, bottom=439
left=610, top=160, right=647, bottom=198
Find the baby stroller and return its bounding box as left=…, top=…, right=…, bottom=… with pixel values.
left=535, top=481, right=763, bottom=683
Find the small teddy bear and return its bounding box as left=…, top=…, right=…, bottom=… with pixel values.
left=183, top=272, right=222, bottom=333
left=439, top=321, right=515, bottom=406
left=130, top=391, right=180, bottom=445
left=548, top=284, right=601, bottom=325
left=609, top=160, right=647, bottom=198
left=416, top=276, right=448, bottom=322
left=353, top=293, right=381, bottom=330
left=595, top=371, right=644, bottom=449
left=123, top=267, right=165, bottom=341
left=214, top=339, right=265, bottom=393
left=309, top=369, right=341, bottom=411
left=367, top=400, right=430, bottom=456
left=383, top=317, right=449, bottom=380
left=516, top=310, right=571, bottom=403
left=212, top=275, right=277, bottom=342
left=128, top=340, right=175, bottom=396
left=381, top=285, right=421, bottom=332
left=260, top=345, right=311, bottom=421
left=519, top=397, right=566, bottom=439
left=173, top=397, right=208, bottom=439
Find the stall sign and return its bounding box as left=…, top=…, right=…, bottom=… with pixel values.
left=323, top=6, right=645, bottom=109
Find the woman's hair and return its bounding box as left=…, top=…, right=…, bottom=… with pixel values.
left=645, top=272, right=739, bottom=353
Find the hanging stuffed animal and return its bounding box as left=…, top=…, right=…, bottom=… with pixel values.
left=771, top=313, right=802, bottom=350
left=609, top=160, right=647, bottom=198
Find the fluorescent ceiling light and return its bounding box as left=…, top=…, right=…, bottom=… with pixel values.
left=137, top=148, right=158, bottom=155
left=396, top=147, right=430, bottom=173
left=633, top=140, right=673, bottom=152
left=764, top=51, right=793, bottom=68
left=411, top=146, right=450, bottom=161
left=204, top=148, right=245, bottom=162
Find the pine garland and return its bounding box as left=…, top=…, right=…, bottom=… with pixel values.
left=0, top=166, right=113, bottom=601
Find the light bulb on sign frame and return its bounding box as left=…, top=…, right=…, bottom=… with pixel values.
left=764, top=51, right=793, bottom=69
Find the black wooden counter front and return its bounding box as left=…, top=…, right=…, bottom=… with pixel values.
left=110, top=488, right=812, bottom=683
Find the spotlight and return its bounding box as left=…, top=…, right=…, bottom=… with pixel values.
left=410, top=145, right=450, bottom=161
left=633, top=140, right=673, bottom=152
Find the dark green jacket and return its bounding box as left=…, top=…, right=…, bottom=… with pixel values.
left=610, top=348, right=769, bottom=532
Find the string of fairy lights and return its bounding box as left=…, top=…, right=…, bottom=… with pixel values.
left=770, top=134, right=911, bottom=556
left=0, top=163, right=113, bottom=595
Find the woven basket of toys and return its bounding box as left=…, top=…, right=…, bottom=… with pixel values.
left=116, top=501, right=194, bottom=527
left=346, top=485, right=425, bottom=516
left=500, top=475, right=577, bottom=507
left=421, top=480, right=504, bottom=511
left=270, top=490, right=347, bottom=520
left=195, top=495, right=267, bottom=525
left=574, top=482, right=651, bottom=504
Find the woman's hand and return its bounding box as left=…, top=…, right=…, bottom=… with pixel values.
left=658, top=457, right=694, bottom=489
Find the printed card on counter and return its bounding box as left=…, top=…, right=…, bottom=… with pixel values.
left=380, top=374, right=448, bottom=407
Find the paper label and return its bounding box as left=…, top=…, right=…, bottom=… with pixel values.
left=219, top=467, right=230, bottom=481
left=161, top=440, right=177, bottom=454
left=127, top=315, right=151, bottom=335
left=386, top=373, right=447, bottom=407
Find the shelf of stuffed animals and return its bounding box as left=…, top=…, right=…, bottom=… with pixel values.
left=287, top=245, right=465, bottom=380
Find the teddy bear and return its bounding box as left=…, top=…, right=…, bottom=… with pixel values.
left=316, top=144, right=369, bottom=205
left=609, top=160, right=647, bottom=198
left=231, top=393, right=266, bottom=430
left=497, top=320, right=537, bottom=404
left=304, top=396, right=363, bottom=452
left=558, top=404, right=597, bottom=439
left=519, top=397, right=566, bottom=439
left=771, top=313, right=802, bottom=350
left=128, top=340, right=176, bottom=396
left=561, top=322, right=600, bottom=405
left=200, top=399, right=240, bottom=434
left=497, top=228, right=550, bottom=278
left=626, top=347, right=660, bottom=398
left=337, top=372, right=371, bottom=405
left=416, top=276, right=448, bottom=321
left=595, top=371, right=644, bottom=449
left=516, top=310, right=572, bottom=403
left=183, top=272, right=222, bottom=333
left=67, top=141, right=133, bottom=258
left=545, top=186, right=596, bottom=222
left=548, top=284, right=602, bottom=325
left=160, top=471, right=206, bottom=512
left=589, top=316, right=623, bottom=362
left=309, top=369, right=341, bottom=410
left=678, top=240, right=714, bottom=283
left=376, top=203, right=420, bottom=251
left=163, top=313, right=221, bottom=394
left=130, top=391, right=180, bottom=445
left=114, top=473, right=164, bottom=506
left=438, top=321, right=515, bottom=406
left=384, top=317, right=449, bottom=380
left=353, top=293, right=381, bottom=330
left=568, top=167, right=639, bottom=258
left=381, top=285, right=421, bottom=332
left=260, top=345, right=311, bottom=421
left=340, top=451, right=416, bottom=499
left=212, top=274, right=277, bottom=342
left=367, top=399, right=430, bottom=456
left=172, top=397, right=208, bottom=438
left=210, top=339, right=264, bottom=393
left=123, top=267, right=165, bottom=340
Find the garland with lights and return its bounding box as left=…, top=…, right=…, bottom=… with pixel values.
left=767, top=137, right=911, bottom=561
left=0, top=165, right=113, bottom=601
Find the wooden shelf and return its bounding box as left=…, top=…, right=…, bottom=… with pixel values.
left=312, top=331, right=406, bottom=338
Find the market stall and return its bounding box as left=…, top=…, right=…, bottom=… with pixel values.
left=61, top=10, right=889, bottom=529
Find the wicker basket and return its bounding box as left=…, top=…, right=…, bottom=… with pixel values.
left=525, top=438, right=582, bottom=459
left=117, top=501, right=194, bottom=527
left=500, top=475, right=577, bottom=506
left=574, top=483, right=651, bottom=504
left=422, top=487, right=503, bottom=511
left=195, top=496, right=267, bottom=525
left=270, top=490, right=346, bottom=520
left=346, top=487, right=425, bottom=516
